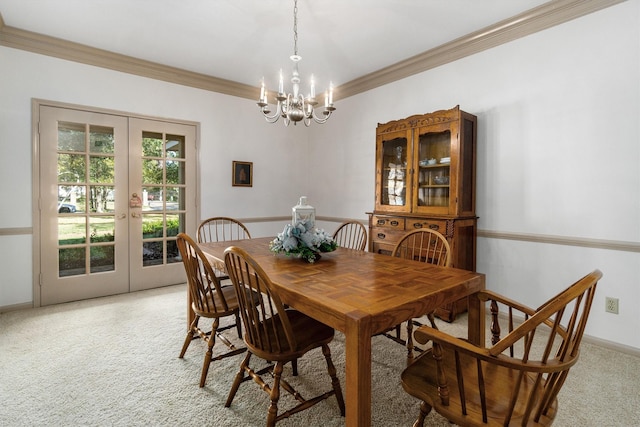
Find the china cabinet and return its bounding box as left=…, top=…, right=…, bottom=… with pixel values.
left=367, top=105, right=477, bottom=322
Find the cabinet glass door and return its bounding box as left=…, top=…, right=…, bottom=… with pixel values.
left=375, top=131, right=411, bottom=212
left=415, top=124, right=454, bottom=214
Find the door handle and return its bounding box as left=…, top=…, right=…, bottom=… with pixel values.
left=131, top=212, right=141, bottom=218
left=117, top=213, right=127, bottom=219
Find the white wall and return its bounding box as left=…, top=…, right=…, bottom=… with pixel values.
left=1, top=1, right=638, bottom=350
left=309, top=1, right=640, bottom=350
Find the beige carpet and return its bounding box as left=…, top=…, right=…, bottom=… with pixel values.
left=1, top=284, right=639, bottom=426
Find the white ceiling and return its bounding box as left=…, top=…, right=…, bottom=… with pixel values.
left=0, top=0, right=551, bottom=91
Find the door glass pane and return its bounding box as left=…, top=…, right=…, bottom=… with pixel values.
left=89, top=186, right=115, bottom=213
left=166, top=239, right=180, bottom=264
left=142, top=159, right=163, bottom=184
left=166, top=159, right=184, bottom=185
left=58, top=153, right=85, bottom=182
left=89, top=156, right=115, bottom=183
left=142, top=186, right=163, bottom=211
left=166, top=134, right=185, bottom=159
left=165, top=186, right=184, bottom=210
left=165, top=213, right=182, bottom=237
left=57, top=122, right=85, bottom=152
left=142, top=214, right=164, bottom=239
left=417, top=130, right=451, bottom=207
left=59, top=247, right=86, bottom=276
left=89, top=125, right=115, bottom=154
left=142, top=132, right=163, bottom=156
left=90, top=245, right=115, bottom=273
left=381, top=137, right=407, bottom=206
left=58, top=216, right=86, bottom=245
left=142, top=241, right=164, bottom=266
left=90, top=216, right=115, bottom=243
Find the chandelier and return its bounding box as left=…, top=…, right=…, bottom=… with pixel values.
left=257, top=0, right=335, bottom=126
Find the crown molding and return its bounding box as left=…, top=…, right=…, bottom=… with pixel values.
left=0, top=14, right=257, bottom=100
left=0, top=0, right=627, bottom=101
left=338, top=0, right=627, bottom=98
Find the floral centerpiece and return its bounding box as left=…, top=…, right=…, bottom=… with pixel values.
left=270, top=219, right=337, bottom=263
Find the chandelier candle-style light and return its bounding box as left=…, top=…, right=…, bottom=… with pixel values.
left=257, top=0, right=335, bottom=126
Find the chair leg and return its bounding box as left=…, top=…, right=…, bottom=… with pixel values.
left=266, top=361, right=284, bottom=427
left=322, top=344, right=345, bottom=415
left=179, top=315, right=199, bottom=358
left=225, top=352, right=251, bottom=407
left=199, top=319, right=219, bottom=387
left=234, top=311, right=242, bottom=339
left=291, top=358, right=298, bottom=376
left=413, top=401, right=432, bottom=427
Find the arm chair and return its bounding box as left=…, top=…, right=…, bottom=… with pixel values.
left=197, top=216, right=251, bottom=281
left=332, top=220, right=368, bottom=251
left=176, top=233, right=246, bottom=388
left=223, top=246, right=345, bottom=427
left=383, top=229, right=451, bottom=364
left=401, top=269, right=602, bottom=427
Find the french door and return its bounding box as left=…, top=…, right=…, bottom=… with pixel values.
left=38, top=105, right=196, bottom=305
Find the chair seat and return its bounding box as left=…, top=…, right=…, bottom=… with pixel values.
left=192, top=285, right=240, bottom=319
left=248, top=310, right=335, bottom=362
left=402, top=347, right=558, bottom=426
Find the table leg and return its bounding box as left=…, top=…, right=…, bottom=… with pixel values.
left=466, top=292, right=485, bottom=346
left=345, top=311, right=372, bottom=427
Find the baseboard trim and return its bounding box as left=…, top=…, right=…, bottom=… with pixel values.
left=0, top=301, right=33, bottom=314
left=582, top=334, right=640, bottom=358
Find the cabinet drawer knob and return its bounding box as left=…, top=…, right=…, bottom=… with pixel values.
left=390, top=220, right=399, bottom=226
left=377, top=219, right=385, bottom=226
left=377, top=233, right=386, bottom=240
left=413, top=222, right=439, bottom=230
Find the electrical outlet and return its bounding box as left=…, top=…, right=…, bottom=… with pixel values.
left=605, top=297, right=619, bottom=314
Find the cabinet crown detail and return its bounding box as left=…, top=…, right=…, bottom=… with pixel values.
left=377, top=105, right=463, bottom=134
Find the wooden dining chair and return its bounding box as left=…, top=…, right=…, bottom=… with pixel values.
left=223, top=246, right=346, bottom=427
left=401, top=270, right=602, bottom=427
left=332, top=220, right=368, bottom=251
left=385, top=229, right=451, bottom=363
left=197, top=216, right=251, bottom=281
left=176, top=233, right=245, bottom=388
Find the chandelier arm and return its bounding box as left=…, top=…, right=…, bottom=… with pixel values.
left=259, top=101, right=283, bottom=123
left=309, top=109, right=332, bottom=124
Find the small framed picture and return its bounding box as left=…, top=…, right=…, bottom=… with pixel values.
left=232, top=161, right=253, bottom=187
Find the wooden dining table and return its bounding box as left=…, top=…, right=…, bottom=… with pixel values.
left=197, top=236, right=485, bottom=427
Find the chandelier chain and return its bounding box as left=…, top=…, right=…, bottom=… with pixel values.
left=293, top=0, right=298, bottom=56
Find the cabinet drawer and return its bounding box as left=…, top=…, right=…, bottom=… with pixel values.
left=370, top=227, right=407, bottom=255
left=371, top=240, right=396, bottom=256
left=405, top=218, right=447, bottom=234
left=371, top=215, right=405, bottom=230
left=370, top=227, right=407, bottom=243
